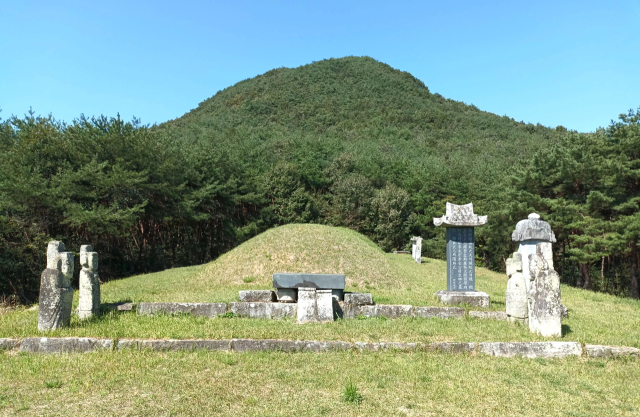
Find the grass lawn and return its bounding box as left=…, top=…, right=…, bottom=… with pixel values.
left=1, top=350, right=639, bottom=416
left=1, top=254, right=639, bottom=347
left=1, top=224, right=639, bottom=415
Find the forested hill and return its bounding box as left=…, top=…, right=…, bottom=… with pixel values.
left=15, top=56, right=640, bottom=303
left=160, top=56, right=561, bottom=205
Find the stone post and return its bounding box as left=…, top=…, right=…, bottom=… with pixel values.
left=505, top=253, right=528, bottom=324
left=38, top=241, right=74, bottom=331
left=411, top=236, right=422, bottom=264
left=527, top=244, right=562, bottom=337
left=433, top=203, right=490, bottom=308
left=78, top=245, right=100, bottom=319
left=297, top=287, right=317, bottom=323
left=511, top=213, right=556, bottom=291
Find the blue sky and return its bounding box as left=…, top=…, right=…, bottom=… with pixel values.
left=1, top=0, right=638, bottom=132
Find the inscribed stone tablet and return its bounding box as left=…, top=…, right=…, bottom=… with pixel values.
left=446, top=227, right=475, bottom=291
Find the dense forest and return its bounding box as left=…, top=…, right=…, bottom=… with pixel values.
left=1, top=56, right=638, bottom=302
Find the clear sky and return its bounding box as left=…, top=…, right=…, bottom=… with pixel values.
left=1, top=0, right=639, bottom=132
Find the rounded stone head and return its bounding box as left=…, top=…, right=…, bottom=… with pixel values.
left=512, top=213, right=556, bottom=243
left=46, top=241, right=65, bottom=269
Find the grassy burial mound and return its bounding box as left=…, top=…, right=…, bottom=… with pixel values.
left=199, top=224, right=397, bottom=289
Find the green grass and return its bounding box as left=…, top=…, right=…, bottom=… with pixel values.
left=1, top=224, right=639, bottom=347
left=1, top=350, right=639, bottom=416
left=1, top=254, right=639, bottom=347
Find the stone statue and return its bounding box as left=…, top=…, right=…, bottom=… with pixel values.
left=38, top=241, right=74, bottom=331
left=78, top=245, right=100, bottom=319
left=505, top=252, right=528, bottom=324
left=512, top=213, right=556, bottom=291
left=527, top=244, right=562, bottom=337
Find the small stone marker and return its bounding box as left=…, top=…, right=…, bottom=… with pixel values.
left=512, top=213, right=556, bottom=291
left=410, top=236, right=422, bottom=263
left=433, top=203, right=490, bottom=307
left=38, top=241, right=75, bottom=331
left=505, top=252, right=528, bottom=324
left=78, top=245, right=100, bottom=319
left=316, top=290, right=334, bottom=322
left=297, top=287, right=317, bottom=323
left=527, top=244, right=562, bottom=337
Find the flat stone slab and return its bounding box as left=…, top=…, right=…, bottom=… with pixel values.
left=585, top=344, right=640, bottom=358
left=229, top=302, right=296, bottom=319
left=137, top=303, right=227, bottom=318
left=273, top=273, right=345, bottom=290
left=428, top=342, right=476, bottom=354
left=435, top=290, right=490, bottom=308
left=414, top=307, right=465, bottom=319
left=355, top=342, right=420, bottom=351
left=478, top=342, right=582, bottom=359
left=19, top=337, right=113, bottom=354
left=0, top=338, right=19, bottom=350
left=239, top=290, right=276, bottom=303
left=343, top=293, right=373, bottom=306
left=469, top=311, right=508, bottom=320
left=118, top=339, right=230, bottom=351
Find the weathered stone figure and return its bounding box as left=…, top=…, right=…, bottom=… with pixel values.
left=78, top=245, right=100, bottom=319
left=38, top=241, right=74, bottom=331
left=512, top=213, right=556, bottom=291
left=411, top=236, right=422, bottom=264
left=505, top=252, right=528, bottom=324
left=527, top=244, right=562, bottom=337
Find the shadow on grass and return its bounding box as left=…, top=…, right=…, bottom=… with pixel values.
left=562, top=324, right=572, bottom=336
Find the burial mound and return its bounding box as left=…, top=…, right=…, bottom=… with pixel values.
left=199, top=224, right=398, bottom=288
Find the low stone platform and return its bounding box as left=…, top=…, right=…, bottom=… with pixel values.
left=137, top=303, right=227, bottom=318
left=4, top=337, right=637, bottom=359
left=435, top=290, right=490, bottom=308
left=469, top=311, right=508, bottom=320
left=229, top=302, right=296, bottom=319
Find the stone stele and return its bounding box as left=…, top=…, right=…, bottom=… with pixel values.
left=38, top=241, right=74, bottom=331
left=512, top=213, right=556, bottom=291
left=78, top=245, right=100, bottom=319
left=527, top=244, right=562, bottom=337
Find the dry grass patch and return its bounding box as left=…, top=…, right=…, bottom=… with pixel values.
left=198, top=224, right=398, bottom=288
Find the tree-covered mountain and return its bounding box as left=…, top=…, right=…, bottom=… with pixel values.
left=5, top=56, right=638, bottom=302
left=158, top=56, right=563, bottom=253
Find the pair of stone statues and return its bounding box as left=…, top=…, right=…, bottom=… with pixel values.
left=506, top=214, right=562, bottom=337
left=38, top=241, right=100, bottom=331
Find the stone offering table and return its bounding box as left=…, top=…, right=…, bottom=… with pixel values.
left=433, top=202, right=490, bottom=308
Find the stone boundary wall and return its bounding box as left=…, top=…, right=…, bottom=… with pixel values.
left=135, top=302, right=475, bottom=319
left=1, top=337, right=638, bottom=359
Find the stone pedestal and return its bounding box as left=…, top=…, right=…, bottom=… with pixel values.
left=316, top=290, right=334, bottom=322
left=297, top=287, right=317, bottom=323
left=38, top=241, right=74, bottom=331
left=434, top=290, right=490, bottom=308
left=78, top=245, right=100, bottom=320
left=276, top=288, right=297, bottom=303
